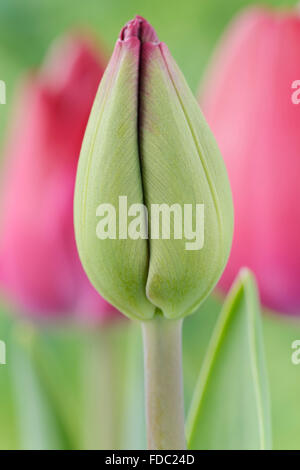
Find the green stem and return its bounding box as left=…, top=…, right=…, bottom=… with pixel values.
left=142, top=316, right=186, bottom=450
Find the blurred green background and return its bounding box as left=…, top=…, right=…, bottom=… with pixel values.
left=0, top=0, right=300, bottom=450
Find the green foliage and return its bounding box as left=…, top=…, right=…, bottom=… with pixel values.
left=0, top=0, right=299, bottom=450
left=186, top=269, right=271, bottom=450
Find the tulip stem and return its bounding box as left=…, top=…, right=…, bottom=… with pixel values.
left=142, top=315, right=186, bottom=450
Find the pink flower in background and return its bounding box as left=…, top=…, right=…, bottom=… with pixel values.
left=0, top=34, right=119, bottom=322
left=201, top=7, right=300, bottom=314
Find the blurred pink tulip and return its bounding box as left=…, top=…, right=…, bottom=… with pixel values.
left=201, top=7, right=300, bottom=314
left=0, top=34, right=120, bottom=322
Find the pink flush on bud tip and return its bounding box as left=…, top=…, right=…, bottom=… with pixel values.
left=120, top=16, right=159, bottom=43
left=0, top=33, right=120, bottom=323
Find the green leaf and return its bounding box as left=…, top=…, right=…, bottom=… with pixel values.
left=10, top=324, right=65, bottom=450
left=186, top=268, right=272, bottom=450
left=81, top=321, right=145, bottom=450
left=10, top=323, right=76, bottom=450
left=30, top=331, right=81, bottom=449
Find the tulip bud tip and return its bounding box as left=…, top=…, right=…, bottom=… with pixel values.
left=120, top=16, right=159, bottom=44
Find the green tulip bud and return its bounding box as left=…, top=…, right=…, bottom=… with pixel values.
left=74, top=16, right=234, bottom=321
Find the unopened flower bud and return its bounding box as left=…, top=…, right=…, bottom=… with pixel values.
left=74, top=16, right=233, bottom=321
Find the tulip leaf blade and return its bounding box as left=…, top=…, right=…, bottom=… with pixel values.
left=10, top=325, right=77, bottom=450
left=186, top=269, right=272, bottom=450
